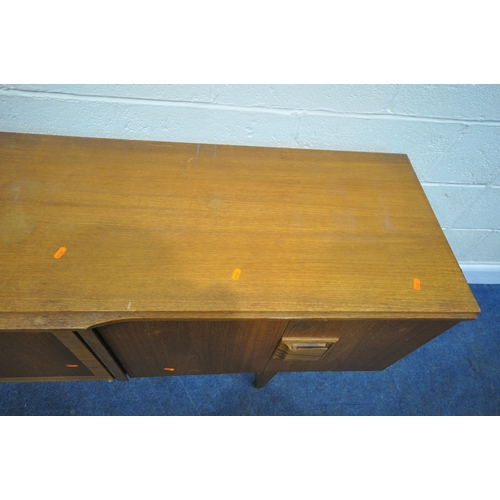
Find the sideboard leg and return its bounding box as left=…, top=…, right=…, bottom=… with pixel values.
left=254, top=371, right=278, bottom=388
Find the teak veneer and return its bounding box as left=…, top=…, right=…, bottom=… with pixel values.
left=0, top=132, right=480, bottom=386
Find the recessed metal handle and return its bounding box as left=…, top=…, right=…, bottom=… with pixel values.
left=289, top=342, right=329, bottom=350
left=272, top=337, right=339, bottom=361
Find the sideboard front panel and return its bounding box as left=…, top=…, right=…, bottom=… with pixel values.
left=264, top=319, right=459, bottom=373
left=0, top=331, right=109, bottom=380
left=97, top=320, right=288, bottom=377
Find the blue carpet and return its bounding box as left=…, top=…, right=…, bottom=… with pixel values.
left=1, top=284, right=499, bottom=416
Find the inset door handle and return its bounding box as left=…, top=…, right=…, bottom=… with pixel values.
left=272, top=336, right=339, bottom=361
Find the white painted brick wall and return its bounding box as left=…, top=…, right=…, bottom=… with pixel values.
left=393, top=85, right=500, bottom=121
left=0, top=84, right=499, bottom=265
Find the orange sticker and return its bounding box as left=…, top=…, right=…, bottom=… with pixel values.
left=413, top=278, right=421, bottom=290
left=54, top=247, right=67, bottom=259
left=164, top=367, right=175, bottom=372
left=66, top=364, right=78, bottom=368
left=232, top=268, right=242, bottom=280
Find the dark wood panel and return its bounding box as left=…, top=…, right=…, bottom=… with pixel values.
left=77, top=329, right=128, bottom=381
left=264, top=319, right=459, bottom=372
left=53, top=331, right=113, bottom=380
left=0, top=331, right=94, bottom=378
left=98, top=320, right=288, bottom=377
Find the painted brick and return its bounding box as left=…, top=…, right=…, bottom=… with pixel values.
left=460, top=231, right=500, bottom=262
left=443, top=229, right=491, bottom=261
left=296, top=114, right=463, bottom=179
left=212, top=84, right=399, bottom=113
left=451, top=187, right=500, bottom=230
left=0, top=94, right=299, bottom=147
left=422, top=185, right=485, bottom=228
left=157, top=105, right=299, bottom=147
left=494, top=171, right=500, bottom=186
left=393, top=85, right=500, bottom=121
left=427, top=125, right=500, bottom=185
left=0, top=84, right=213, bottom=103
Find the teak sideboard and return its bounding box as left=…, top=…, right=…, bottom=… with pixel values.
left=0, top=132, right=480, bottom=387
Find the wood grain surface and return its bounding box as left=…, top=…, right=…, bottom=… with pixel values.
left=263, top=319, right=459, bottom=373
left=0, top=330, right=111, bottom=380
left=0, top=132, right=479, bottom=330
left=97, top=320, right=288, bottom=377
left=53, top=331, right=113, bottom=380
left=77, top=329, right=128, bottom=381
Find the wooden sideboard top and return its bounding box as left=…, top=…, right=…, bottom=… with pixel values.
left=0, top=132, right=479, bottom=330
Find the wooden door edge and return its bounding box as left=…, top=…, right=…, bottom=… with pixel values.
left=76, top=330, right=128, bottom=381
left=52, top=331, right=115, bottom=380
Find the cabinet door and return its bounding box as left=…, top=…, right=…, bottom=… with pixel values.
left=264, top=319, right=459, bottom=373
left=97, top=320, right=288, bottom=378
left=0, top=331, right=112, bottom=382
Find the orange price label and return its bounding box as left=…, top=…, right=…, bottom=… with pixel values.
left=54, top=247, right=67, bottom=259
left=232, top=268, right=242, bottom=280
left=413, top=278, right=421, bottom=290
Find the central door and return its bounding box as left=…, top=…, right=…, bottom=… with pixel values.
left=97, top=320, right=288, bottom=378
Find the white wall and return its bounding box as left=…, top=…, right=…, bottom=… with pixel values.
left=1, top=84, right=499, bottom=273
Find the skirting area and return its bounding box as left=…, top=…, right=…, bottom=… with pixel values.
left=460, top=265, right=500, bottom=284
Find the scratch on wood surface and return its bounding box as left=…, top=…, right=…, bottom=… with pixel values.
left=384, top=207, right=391, bottom=228
left=127, top=301, right=132, bottom=310
left=378, top=194, right=392, bottom=231
left=194, top=144, right=200, bottom=168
